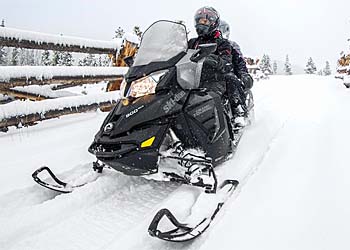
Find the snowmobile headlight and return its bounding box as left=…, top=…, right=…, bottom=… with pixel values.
left=121, top=70, right=168, bottom=99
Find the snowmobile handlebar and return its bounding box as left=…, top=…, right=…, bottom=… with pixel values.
left=190, top=43, right=217, bottom=63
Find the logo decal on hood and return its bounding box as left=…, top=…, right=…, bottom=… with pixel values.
left=163, top=91, right=186, bottom=113
left=126, top=105, right=145, bottom=118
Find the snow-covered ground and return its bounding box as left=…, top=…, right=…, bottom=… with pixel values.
left=0, top=75, right=349, bottom=250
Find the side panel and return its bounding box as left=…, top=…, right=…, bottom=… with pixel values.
left=173, top=90, right=231, bottom=165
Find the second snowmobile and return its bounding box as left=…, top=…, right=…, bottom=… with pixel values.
left=32, top=20, right=254, bottom=241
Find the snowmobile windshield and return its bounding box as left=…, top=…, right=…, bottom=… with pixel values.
left=133, top=21, right=188, bottom=66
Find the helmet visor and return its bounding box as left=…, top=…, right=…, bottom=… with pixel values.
left=194, top=10, right=217, bottom=26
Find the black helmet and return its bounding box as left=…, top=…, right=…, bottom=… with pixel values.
left=219, top=20, right=230, bottom=39
left=194, top=6, right=220, bottom=37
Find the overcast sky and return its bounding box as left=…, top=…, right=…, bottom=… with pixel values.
left=1, top=0, right=350, bottom=71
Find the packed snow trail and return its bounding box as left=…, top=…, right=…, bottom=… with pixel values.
left=0, top=164, right=179, bottom=250
left=201, top=75, right=350, bottom=250
left=1, top=75, right=349, bottom=250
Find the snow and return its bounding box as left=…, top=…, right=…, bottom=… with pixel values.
left=337, top=65, right=350, bottom=72
left=0, top=26, right=122, bottom=50
left=12, top=85, right=78, bottom=98
left=123, top=33, right=141, bottom=45
left=0, top=66, right=128, bottom=83
left=1, top=75, right=350, bottom=250
left=0, top=91, right=120, bottom=120
left=0, top=93, right=11, bottom=102
left=343, top=75, right=350, bottom=84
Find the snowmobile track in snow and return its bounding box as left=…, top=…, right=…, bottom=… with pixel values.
left=0, top=168, right=179, bottom=250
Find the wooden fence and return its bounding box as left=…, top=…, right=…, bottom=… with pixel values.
left=0, top=26, right=138, bottom=131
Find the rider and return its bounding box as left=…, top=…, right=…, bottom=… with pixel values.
left=188, top=7, right=252, bottom=126
left=218, top=19, right=253, bottom=126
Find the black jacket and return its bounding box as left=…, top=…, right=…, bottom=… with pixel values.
left=230, top=41, right=249, bottom=78
left=188, top=30, right=232, bottom=74
left=188, top=31, right=248, bottom=78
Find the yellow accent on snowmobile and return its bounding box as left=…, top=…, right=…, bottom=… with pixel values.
left=141, top=136, right=155, bottom=148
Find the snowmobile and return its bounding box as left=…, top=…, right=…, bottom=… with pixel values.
left=32, top=20, right=254, bottom=241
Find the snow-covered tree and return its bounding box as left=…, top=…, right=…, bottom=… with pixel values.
left=0, top=19, right=7, bottom=65
left=101, top=55, right=112, bottom=66
left=52, top=51, right=66, bottom=66
left=273, top=61, right=278, bottom=74
left=33, top=50, right=42, bottom=65
left=19, top=49, right=35, bottom=66
left=305, top=57, right=317, bottom=74
left=79, top=54, right=97, bottom=66
left=0, top=47, right=7, bottom=65
left=259, top=54, right=273, bottom=75
left=114, top=27, right=125, bottom=38
left=41, top=50, right=51, bottom=66
left=61, top=52, right=74, bottom=66
left=133, top=26, right=143, bottom=39
left=323, top=61, right=331, bottom=76
left=11, top=48, right=20, bottom=65
left=284, top=55, right=292, bottom=75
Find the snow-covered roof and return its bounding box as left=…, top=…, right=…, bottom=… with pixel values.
left=0, top=66, right=128, bottom=83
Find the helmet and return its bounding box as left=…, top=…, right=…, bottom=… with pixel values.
left=194, top=6, right=220, bottom=37
left=219, top=20, right=230, bottom=39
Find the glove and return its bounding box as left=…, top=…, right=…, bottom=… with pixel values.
left=240, top=73, right=253, bottom=89
left=204, top=54, right=223, bottom=70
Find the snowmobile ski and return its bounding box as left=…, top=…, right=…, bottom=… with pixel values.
left=148, top=179, right=239, bottom=242
left=32, top=162, right=105, bottom=193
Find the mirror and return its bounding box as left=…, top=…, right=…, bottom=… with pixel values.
left=123, top=56, right=134, bottom=67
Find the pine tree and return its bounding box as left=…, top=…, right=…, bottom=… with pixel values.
left=52, top=51, right=60, bottom=66
left=114, top=27, right=125, bottom=38
left=259, top=54, right=273, bottom=75
left=61, top=52, right=73, bottom=66
left=273, top=61, right=278, bottom=74
left=52, top=51, right=65, bottom=66
left=0, top=46, right=7, bottom=65
left=133, top=26, right=143, bottom=39
left=11, top=48, right=20, bottom=65
left=79, top=54, right=97, bottom=66
left=284, top=55, right=292, bottom=75
left=323, top=61, right=331, bottom=76
left=305, top=57, right=317, bottom=74
left=101, top=54, right=111, bottom=66
left=41, top=50, right=51, bottom=66
left=0, top=19, right=6, bottom=65
left=20, top=49, right=35, bottom=66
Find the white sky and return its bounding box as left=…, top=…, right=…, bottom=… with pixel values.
left=1, top=0, right=350, bottom=71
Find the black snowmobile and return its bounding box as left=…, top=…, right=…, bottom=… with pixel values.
left=32, top=20, right=254, bottom=242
